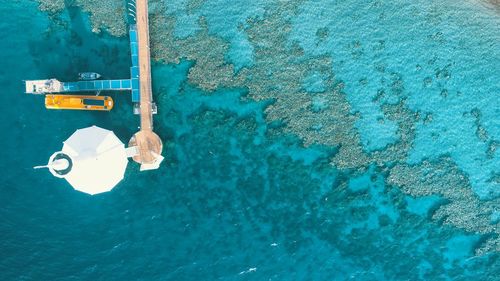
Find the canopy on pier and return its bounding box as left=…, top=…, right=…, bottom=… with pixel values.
left=45, top=126, right=128, bottom=195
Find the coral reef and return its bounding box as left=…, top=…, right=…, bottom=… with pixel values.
left=35, top=0, right=499, bottom=255
left=37, top=0, right=65, bottom=13
left=388, top=158, right=499, bottom=254
left=37, top=0, right=127, bottom=36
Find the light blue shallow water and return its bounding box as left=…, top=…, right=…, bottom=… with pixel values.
left=0, top=0, right=498, bottom=280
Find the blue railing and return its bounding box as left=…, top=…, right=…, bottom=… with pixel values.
left=61, top=79, right=133, bottom=92
left=129, top=24, right=140, bottom=102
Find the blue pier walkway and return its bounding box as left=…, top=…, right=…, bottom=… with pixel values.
left=60, top=24, right=141, bottom=102
left=62, top=79, right=134, bottom=92
left=25, top=25, right=141, bottom=103
left=61, top=25, right=141, bottom=102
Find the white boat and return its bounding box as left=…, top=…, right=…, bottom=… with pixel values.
left=78, top=72, right=101, bottom=80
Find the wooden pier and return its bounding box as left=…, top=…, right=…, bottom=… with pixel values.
left=128, top=0, right=163, bottom=170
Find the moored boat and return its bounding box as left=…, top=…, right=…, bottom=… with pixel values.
left=45, top=95, right=113, bottom=111
left=78, top=72, right=101, bottom=80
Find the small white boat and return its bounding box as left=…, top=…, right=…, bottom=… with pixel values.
left=78, top=72, right=101, bottom=80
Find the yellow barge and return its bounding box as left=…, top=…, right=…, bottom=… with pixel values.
left=45, top=95, right=114, bottom=111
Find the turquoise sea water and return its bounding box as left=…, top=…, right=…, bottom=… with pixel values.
left=0, top=0, right=499, bottom=280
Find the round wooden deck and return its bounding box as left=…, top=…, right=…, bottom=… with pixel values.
left=128, top=130, right=163, bottom=164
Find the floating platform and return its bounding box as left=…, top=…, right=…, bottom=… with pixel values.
left=45, top=95, right=114, bottom=111
left=25, top=79, right=64, bottom=94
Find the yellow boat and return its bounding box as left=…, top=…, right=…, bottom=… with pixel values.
left=45, top=95, right=114, bottom=111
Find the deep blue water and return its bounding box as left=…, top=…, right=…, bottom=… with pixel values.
left=0, top=0, right=499, bottom=280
